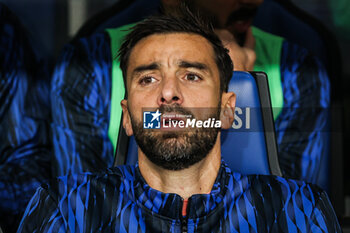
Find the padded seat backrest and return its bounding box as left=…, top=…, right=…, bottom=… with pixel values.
left=221, top=72, right=281, bottom=175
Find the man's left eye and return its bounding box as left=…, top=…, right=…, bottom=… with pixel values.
left=185, top=73, right=201, bottom=81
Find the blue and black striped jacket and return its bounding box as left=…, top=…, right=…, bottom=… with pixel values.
left=18, top=162, right=340, bottom=232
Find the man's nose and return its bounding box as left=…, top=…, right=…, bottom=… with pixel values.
left=157, top=76, right=183, bottom=106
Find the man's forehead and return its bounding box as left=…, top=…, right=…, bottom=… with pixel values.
left=134, top=32, right=211, bottom=46
left=127, top=33, right=217, bottom=71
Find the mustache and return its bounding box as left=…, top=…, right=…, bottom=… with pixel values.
left=225, top=6, right=258, bottom=27
left=158, top=104, right=194, bottom=117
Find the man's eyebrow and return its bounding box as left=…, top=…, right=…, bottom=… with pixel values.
left=178, top=60, right=209, bottom=71
left=133, top=62, right=160, bottom=75
left=131, top=61, right=209, bottom=77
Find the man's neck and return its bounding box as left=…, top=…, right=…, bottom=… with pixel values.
left=138, top=138, right=222, bottom=200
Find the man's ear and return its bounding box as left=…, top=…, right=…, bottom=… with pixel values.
left=121, top=99, right=134, bottom=136
left=220, top=92, right=236, bottom=129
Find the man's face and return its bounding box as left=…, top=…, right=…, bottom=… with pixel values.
left=193, top=0, right=263, bottom=39
left=122, top=33, right=223, bottom=170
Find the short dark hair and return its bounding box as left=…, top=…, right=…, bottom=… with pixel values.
left=118, top=5, right=233, bottom=94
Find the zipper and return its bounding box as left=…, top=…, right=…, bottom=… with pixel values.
left=181, top=199, right=188, bottom=233
left=181, top=215, right=188, bottom=233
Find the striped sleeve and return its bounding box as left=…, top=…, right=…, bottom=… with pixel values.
left=276, top=41, right=330, bottom=187
left=51, top=32, right=114, bottom=177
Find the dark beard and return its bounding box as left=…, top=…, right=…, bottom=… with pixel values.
left=130, top=104, right=221, bottom=170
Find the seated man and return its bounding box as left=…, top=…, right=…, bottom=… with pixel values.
left=51, top=0, right=330, bottom=187
left=19, top=11, right=339, bottom=232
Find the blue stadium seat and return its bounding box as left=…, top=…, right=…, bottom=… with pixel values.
left=116, top=71, right=282, bottom=176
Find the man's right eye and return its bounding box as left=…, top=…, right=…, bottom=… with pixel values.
left=139, top=76, right=156, bottom=85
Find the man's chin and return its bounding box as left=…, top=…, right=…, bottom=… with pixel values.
left=152, top=132, right=191, bottom=152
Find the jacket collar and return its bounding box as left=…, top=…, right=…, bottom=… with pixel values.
left=125, top=161, right=239, bottom=220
